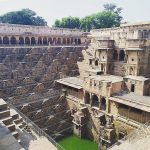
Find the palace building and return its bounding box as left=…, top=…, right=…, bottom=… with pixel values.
left=0, top=22, right=149, bottom=150
left=56, top=22, right=150, bottom=149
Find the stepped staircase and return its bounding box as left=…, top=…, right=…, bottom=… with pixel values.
left=0, top=98, right=26, bottom=143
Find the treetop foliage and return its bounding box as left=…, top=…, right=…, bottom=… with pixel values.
left=0, top=3, right=122, bottom=30
left=54, top=3, right=123, bottom=31
left=0, top=9, right=47, bottom=26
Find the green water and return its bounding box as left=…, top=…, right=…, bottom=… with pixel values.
left=58, top=135, right=98, bottom=150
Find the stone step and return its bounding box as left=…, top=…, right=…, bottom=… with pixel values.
left=12, top=131, right=19, bottom=139
left=17, top=123, right=25, bottom=129
left=14, top=118, right=23, bottom=124
left=11, top=113, right=19, bottom=120
left=0, top=110, right=10, bottom=119
left=1, top=116, right=13, bottom=126
left=0, top=103, right=8, bottom=111
left=7, top=124, right=16, bottom=132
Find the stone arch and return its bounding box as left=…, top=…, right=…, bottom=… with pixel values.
left=113, top=50, right=118, bottom=60
left=67, top=38, right=70, bottom=44
left=43, top=37, right=48, bottom=45
left=101, top=97, right=106, bottom=110
left=116, top=126, right=127, bottom=140
left=25, top=37, right=30, bottom=45
left=31, top=37, right=36, bottom=45
left=131, top=84, right=135, bottom=92
left=84, top=92, right=90, bottom=104
left=48, top=38, right=53, bottom=44
left=19, top=37, right=24, bottom=44
left=78, top=39, right=81, bottom=44
left=129, top=67, right=134, bottom=75
left=57, top=38, right=61, bottom=44
left=71, top=38, right=74, bottom=44
left=142, top=30, right=149, bottom=39
left=53, top=38, right=56, bottom=44
left=75, top=38, right=78, bottom=44
left=0, top=37, right=2, bottom=44
left=38, top=37, right=42, bottom=45
left=95, top=60, right=98, bottom=66
left=119, top=50, right=125, bottom=61
left=63, top=38, right=66, bottom=44
left=10, top=36, right=16, bottom=44
left=91, top=94, right=99, bottom=107
left=3, top=36, right=9, bottom=44
left=101, top=64, right=104, bottom=71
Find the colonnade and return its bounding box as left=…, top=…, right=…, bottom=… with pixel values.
left=0, top=36, right=82, bottom=45
left=84, top=91, right=107, bottom=111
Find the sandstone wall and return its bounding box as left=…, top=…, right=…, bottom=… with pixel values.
left=66, top=97, right=100, bottom=142
left=0, top=23, right=83, bottom=36
left=0, top=46, right=83, bottom=103
left=0, top=46, right=83, bottom=138
left=112, top=62, right=126, bottom=76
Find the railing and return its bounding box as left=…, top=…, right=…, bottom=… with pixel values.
left=123, top=121, right=150, bottom=142
left=126, top=39, right=146, bottom=48
left=9, top=89, right=61, bottom=106
left=7, top=101, right=65, bottom=150
left=0, top=44, right=86, bottom=48
left=107, top=121, right=150, bottom=149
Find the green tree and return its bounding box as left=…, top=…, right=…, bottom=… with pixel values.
left=0, top=9, right=47, bottom=26
left=103, top=3, right=122, bottom=26
left=54, top=16, right=80, bottom=29
left=80, top=3, right=122, bottom=31
left=54, top=19, right=61, bottom=27
left=80, top=15, right=94, bottom=32
left=53, top=3, right=123, bottom=31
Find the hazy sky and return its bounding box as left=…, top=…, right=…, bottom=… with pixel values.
left=0, top=0, right=150, bottom=26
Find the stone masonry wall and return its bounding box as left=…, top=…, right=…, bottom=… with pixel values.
left=0, top=46, right=83, bottom=138
left=0, top=46, right=83, bottom=102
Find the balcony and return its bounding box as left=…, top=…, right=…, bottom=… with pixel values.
left=126, top=39, right=146, bottom=49
left=96, top=40, right=114, bottom=49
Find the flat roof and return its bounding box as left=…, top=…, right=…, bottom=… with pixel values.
left=124, top=75, right=149, bottom=81
left=56, top=77, right=83, bottom=89
left=110, top=93, right=150, bottom=112
left=87, top=68, right=102, bottom=73
left=126, top=48, right=144, bottom=51
left=121, top=21, right=150, bottom=27
left=89, top=75, right=123, bottom=83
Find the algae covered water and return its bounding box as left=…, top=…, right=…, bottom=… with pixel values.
left=58, top=135, right=98, bottom=150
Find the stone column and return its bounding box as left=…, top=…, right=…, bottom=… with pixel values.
left=117, top=50, right=120, bottom=61
left=41, top=37, right=43, bottom=45
left=16, top=36, right=19, bottom=45
left=8, top=36, right=11, bottom=45
left=90, top=93, right=92, bottom=106
left=83, top=90, right=86, bottom=104
left=106, top=97, right=109, bottom=113
left=99, top=95, right=101, bottom=110
left=35, top=37, right=38, bottom=44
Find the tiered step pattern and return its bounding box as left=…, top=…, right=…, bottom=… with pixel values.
left=0, top=99, right=25, bottom=141
left=0, top=46, right=83, bottom=139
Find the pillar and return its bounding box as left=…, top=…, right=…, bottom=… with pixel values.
left=90, top=93, right=92, bottom=106
left=35, top=37, right=38, bottom=44
left=99, top=95, right=101, bottom=110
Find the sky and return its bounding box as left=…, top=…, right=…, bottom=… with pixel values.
left=0, top=0, right=150, bottom=26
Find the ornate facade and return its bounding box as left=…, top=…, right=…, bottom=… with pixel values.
left=57, top=22, right=150, bottom=149
left=0, top=22, right=150, bottom=150
left=0, top=23, right=86, bottom=45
